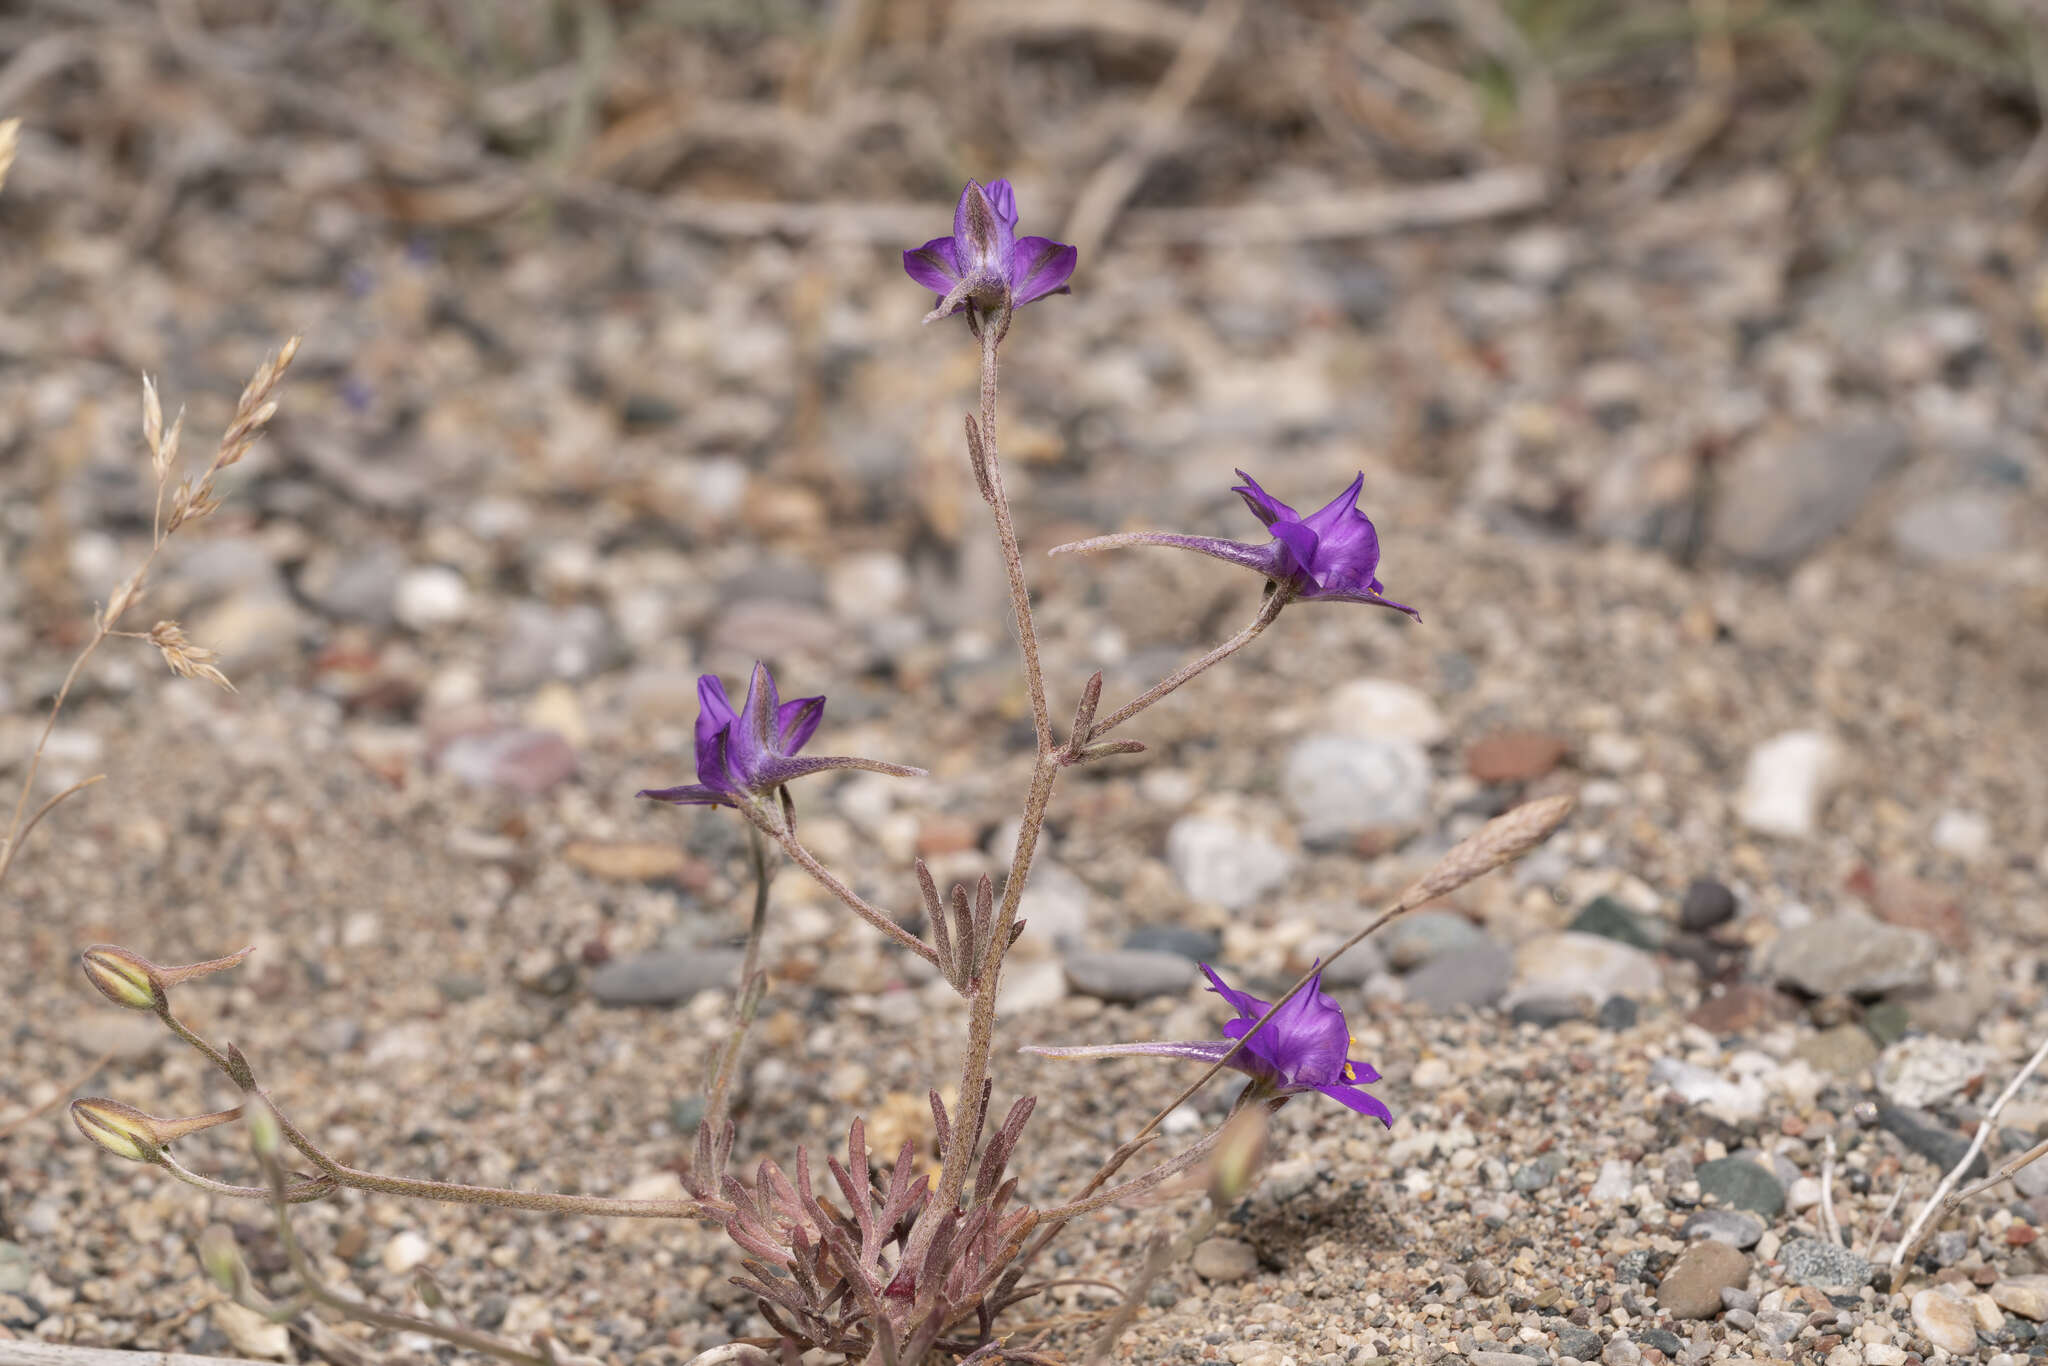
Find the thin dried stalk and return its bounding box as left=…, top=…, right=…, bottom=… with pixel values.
left=0, top=117, right=18, bottom=194
left=1890, top=1030, right=2048, bottom=1287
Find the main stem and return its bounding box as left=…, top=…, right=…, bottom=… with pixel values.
left=702, top=826, right=774, bottom=1136
left=908, top=315, right=1062, bottom=1273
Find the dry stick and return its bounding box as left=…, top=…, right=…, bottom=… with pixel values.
left=2008, top=7, right=2048, bottom=206
left=0, top=1345, right=275, bottom=1366
left=0, top=1048, right=113, bottom=1140
left=1005, top=793, right=1576, bottom=1292
left=1115, top=166, right=1548, bottom=245
left=1060, top=0, right=1245, bottom=262
left=1889, top=1030, right=2048, bottom=1287
left=1620, top=0, right=1734, bottom=200
left=1819, top=1133, right=1843, bottom=1248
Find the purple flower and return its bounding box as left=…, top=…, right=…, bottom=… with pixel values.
left=903, top=178, right=1077, bottom=325
left=1022, top=963, right=1392, bottom=1125
left=637, top=662, right=922, bottom=810
left=1050, top=470, right=1420, bottom=621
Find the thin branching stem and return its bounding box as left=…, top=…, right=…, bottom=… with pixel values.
left=1085, top=589, right=1288, bottom=741
left=253, top=1137, right=557, bottom=1366
left=163, top=1005, right=713, bottom=1219
left=753, top=809, right=937, bottom=965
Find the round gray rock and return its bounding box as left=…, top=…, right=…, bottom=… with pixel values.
left=1281, top=735, right=1431, bottom=844
left=1062, top=949, right=1197, bottom=1004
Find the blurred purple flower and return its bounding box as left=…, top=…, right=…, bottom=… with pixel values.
left=903, top=178, right=1077, bottom=324
left=1023, top=963, right=1392, bottom=1125
left=637, top=662, right=922, bottom=809
left=1050, top=470, right=1419, bottom=620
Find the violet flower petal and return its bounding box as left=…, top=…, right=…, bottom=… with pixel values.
left=776, top=694, right=826, bottom=753
left=903, top=237, right=962, bottom=293
left=1268, top=520, right=1323, bottom=588
left=1008, top=237, right=1078, bottom=306
left=1231, top=469, right=1299, bottom=528
left=1201, top=963, right=1270, bottom=1020
left=1314, top=1083, right=1394, bottom=1126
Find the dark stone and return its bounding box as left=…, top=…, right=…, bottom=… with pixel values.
left=1569, top=896, right=1664, bottom=950
left=473, top=1295, right=510, bottom=1330
left=1554, top=1325, right=1603, bottom=1361
left=1865, top=1000, right=1912, bottom=1046
left=1598, top=995, right=1640, bottom=1031
left=1695, top=1156, right=1786, bottom=1216
left=1512, top=996, right=1586, bottom=1029
left=1680, top=878, right=1738, bottom=932
left=1634, top=1328, right=1685, bottom=1357
left=1879, top=1105, right=1988, bottom=1178
left=1122, top=925, right=1223, bottom=962
left=1615, top=1249, right=1658, bottom=1283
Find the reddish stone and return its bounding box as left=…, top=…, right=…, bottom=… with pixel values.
left=1466, top=731, right=1570, bottom=783
left=1848, top=866, right=1969, bottom=950
left=2011, top=1224, right=2039, bottom=1246
left=1688, top=982, right=1800, bottom=1036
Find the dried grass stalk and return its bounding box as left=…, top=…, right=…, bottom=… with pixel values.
left=1400, top=792, right=1575, bottom=905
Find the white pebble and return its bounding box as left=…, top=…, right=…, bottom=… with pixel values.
left=395, top=565, right=471, bottom=630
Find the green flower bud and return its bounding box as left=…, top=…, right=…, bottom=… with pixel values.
left=1205, top=1107, right=1269, bottom=1208
left=70, top=1098, right=165, bottom=1164
left=196, top=1224, right=246, bottom=1294
left=80, top=946, right=161, bottom=1011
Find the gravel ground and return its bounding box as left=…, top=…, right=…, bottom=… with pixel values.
left=5, top=10, right=2048, bottom=1365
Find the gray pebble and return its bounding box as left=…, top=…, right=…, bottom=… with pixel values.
left=1061, top=949, right=1196, bottom=1004
left=588, top=948, right=745, bottom=1008
left=1403, top=943, right=1513, bottom=1014
left=1681, top=1209, right=1764, bottom=1249
left=1777, top=1236, right=1871, bottom=1288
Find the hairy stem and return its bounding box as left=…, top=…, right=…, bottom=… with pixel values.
left=165, top=1008, right=713, bottom=1219
left=701, top=827, right=774, bottom=1137
left=253, top=1140, right=556, bottom=1366
left=976, top=319, right=1054, bottom=757
left=752, top=809, right=938, bottom=965
left=1087, top=588, right=1288, bottom=741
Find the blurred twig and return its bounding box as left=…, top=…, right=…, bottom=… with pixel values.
left=1061, top=0, right=1245, bottom=262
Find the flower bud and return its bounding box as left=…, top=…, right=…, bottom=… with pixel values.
left=81, top=946, right=162, bottom=1011
left=245, top=1097, right=282, bottom=1158
left=196, top=1224, right=246, bottom=1294
left=1205, top=1107, right=1269, bottom=1208
left=71, top=1098, right=165, bottom=1164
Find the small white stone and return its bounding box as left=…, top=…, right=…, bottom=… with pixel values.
left=395, top=565, right=470, bottom=630
left=1912, top=1288, right=1980, bottom=1355
left=826, top=550, right=910, bottom=621
left=1931, top=808, right=1992, bottom=861
left=1166, top=815, right=1296, bottom=910
left=1591, top=1159, right=1635, bottom=1204
left=1738, top=730, right=1841, bottom=838
left=382, top=1229, right=431, bottom=1274
left=1319, top=678, right=1448, bottom=745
